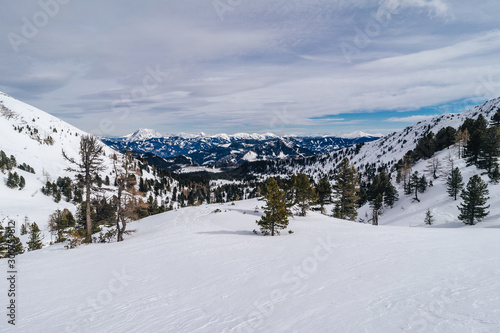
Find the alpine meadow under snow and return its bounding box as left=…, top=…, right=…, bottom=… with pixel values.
left=1, top=91, right=500, bottom=333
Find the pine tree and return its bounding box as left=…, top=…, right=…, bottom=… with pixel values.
left=0, top=150, right=10, bottom=172
left=458, top=175, right=490, bottom=225
left=0, top=229, right=6, bottom=258
left=53, top=189, right=62, bottom=203
left=491, top=108, right=500, bottom=126
left=290, top=173, right=317, bottom=216
left=63, top=135, right=106, bottom=243
left=383, top=181, right=398, bottom=208
left=332, top=158, right=360, bottom=220
left=490, top=164, right=500, bottom=184
left=370, top=193, right=383, bottom=225
left=6, top=172, right=18, bottom=188
left=446, top=167, right=464, bottom=200
left=18, top=175, right=25, bottom=189
left=464, top=115, right=488, bottom=166
left=27, top=222, right=44, bottom=251
left=477, top=126, right=500, bottom=176
left=424, top=209, right=434, bottom=225
left=0, top=224, right=24, bottom=258
left=48, top=209, right=76, bottom=243
left=257, top=178, right=292, bottom=236
left=2, top=226, right=24, bottom=257
left=408, top=171, right=427, bottom=202
left=316, top=176, right=332, bottom=213
left=20, top=223, right=27, bottom=235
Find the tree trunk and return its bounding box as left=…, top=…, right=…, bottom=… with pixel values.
left=85, top=180, right=92, bottom=243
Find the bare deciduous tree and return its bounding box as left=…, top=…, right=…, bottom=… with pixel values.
left=426, top=156, right=441, bottom=179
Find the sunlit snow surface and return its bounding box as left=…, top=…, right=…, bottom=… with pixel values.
left=1, top=198, right=499, bottom=333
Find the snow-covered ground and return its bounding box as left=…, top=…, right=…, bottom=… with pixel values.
left=1, top=198, right=499, bottom=333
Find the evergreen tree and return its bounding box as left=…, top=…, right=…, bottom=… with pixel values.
left=370, top=193, right=383, bottom=226
left=458, top=175, right=490, bottom=225
left=27, top=222, right=43, bottom=251
left=53, top=189, right=62, bottom=203
left=0, top=150, right=10, bottom=172
left=48, top=209, right=76, bottom=243
left=0, top=228, right=6, bottom=258
left=464, top=115, right=488, bottom=166
left=20, top=223, right=27, bottom=235
left=490, top=164, right=500, bottom=184
left=435, top=126, right=457, bottom=151
left=446, top=167, right=464, bottom=200
left=257, top=178, right=292, bottom=236
left=63, top=135, right=106, bottom=243
left=477, top=126, right=500, bottom=176
left=75, top=202, right=98, bottom=235
left=18, top=175, right=25, bottom=189
left=424, top=209, right=434, bottom=225
left=0, top=226, right=24, bottom=258
left=332, top=158, right=360, bottom=220
left=6, top=172, right=18, bottom=188
left=408, top=171, right=427, bottom=202
left=383, top=181, right=399, bottom=208
left=415, top=132, right=436, bottom=160
left=139, top=177, right=147, bottom=193
left=367, top=170, right=398, bottom=208
left=316, top=176, right=332, bottom=213
left=290, top=173, right=317, bottom=216
left=491, top=108, right=500, bottom=126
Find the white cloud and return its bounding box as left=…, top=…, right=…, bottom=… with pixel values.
left=386, top=115, right=438, bottom=122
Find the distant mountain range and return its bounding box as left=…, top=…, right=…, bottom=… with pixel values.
left=102, top=130, right=381, bottom=169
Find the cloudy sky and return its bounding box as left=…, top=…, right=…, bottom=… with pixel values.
left=2, top=0, right=500, bottom=137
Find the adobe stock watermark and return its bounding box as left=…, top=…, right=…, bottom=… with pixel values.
left=5, top=220, right=18, bottom=326
left=339, top=4, right=398, bottom=64
left=93, top=65, right=171, bottom=136
left=475, top=73, right=500, bottom=99
left=264, top=105, right=297, bottom=133
left=213, top=0, right=243, bottom=22
left=65, top=267, right=133, bottom=333
left=7, top=0, right=71, bottom=53
left=233, top=233, right=336, bottom=333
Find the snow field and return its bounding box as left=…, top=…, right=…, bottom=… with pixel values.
left=1, top=198, right=499, bottom=332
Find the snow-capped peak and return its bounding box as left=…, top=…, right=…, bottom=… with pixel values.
left=341, top=131, right=383, bottom=139
left=125, top=128, right=163, bottom=141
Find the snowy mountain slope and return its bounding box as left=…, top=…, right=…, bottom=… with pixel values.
left=1, top=198, right=499, bottom=332
left=357, top=144, right=500, bottom=228
left=0, top=92, right=177, bottom=239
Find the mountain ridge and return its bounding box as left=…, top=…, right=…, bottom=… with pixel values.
left=103, top=131, right=381, bottom=169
